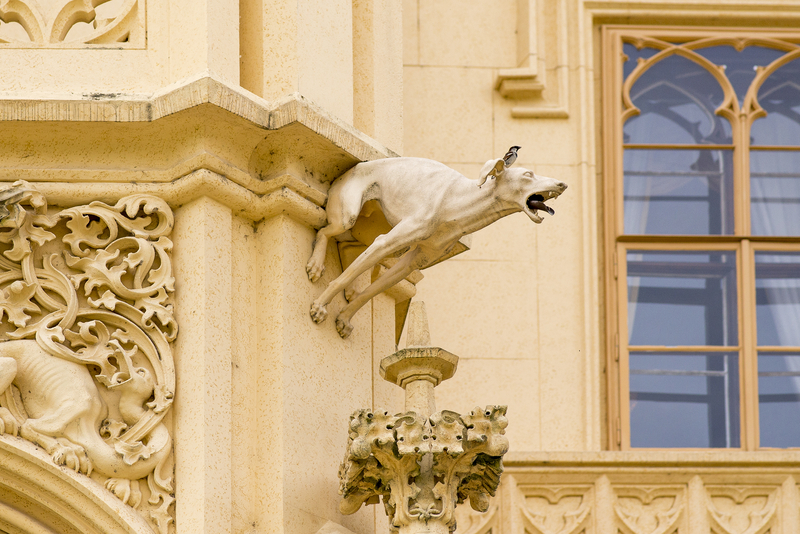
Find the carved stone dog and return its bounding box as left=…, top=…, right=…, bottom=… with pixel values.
left=307, top=152, right=567, bottom=338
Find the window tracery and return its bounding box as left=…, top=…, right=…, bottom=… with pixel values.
left=603, top=28, right=800, bottom=450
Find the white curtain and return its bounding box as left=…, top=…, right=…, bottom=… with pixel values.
left=750, top=151, right=800, bottom=393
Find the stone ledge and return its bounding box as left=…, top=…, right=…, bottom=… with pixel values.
left=506, top=449, right=800, bottom=468
left=0, top=73, right=396, bottom=225
left=0, top=72, right=393, bottom=165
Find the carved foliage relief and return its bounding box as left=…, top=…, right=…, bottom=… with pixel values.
left=339, top=406, right=509, bottom=532
left=0, top=0, right=142, bottom=46
left=0, top=181, right=175, bottom=533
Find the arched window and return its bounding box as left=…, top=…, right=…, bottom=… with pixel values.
left=603, top=28, right=800, bottom=450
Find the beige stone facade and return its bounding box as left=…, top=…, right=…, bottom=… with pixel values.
left=0, top=1, right=799, bottom=533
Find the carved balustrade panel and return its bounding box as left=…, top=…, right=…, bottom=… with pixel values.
left=520, top=485, right=593, bottom=534
left=485, top=453, right=800, bottom=534
left=614, top=486, right=684, bottom=534
left=706, top=486, right=779, bottom=534
left=0, top=0, right=143, bottom=47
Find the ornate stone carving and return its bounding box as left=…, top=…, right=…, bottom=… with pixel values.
left=338, top=302, right=509, bottom=533
left=521, top=486, right=592, bottom=534
left=706, top=486, right=778, bottom=534
left=614, top=486, right=684, bottom=534
left=307, top=150, right=567, bottom=338
left=0, top=181, right=175, bottom=533
left=339, top=407, right=508, bottom=533
left=0, top=0, right=141, bottom=46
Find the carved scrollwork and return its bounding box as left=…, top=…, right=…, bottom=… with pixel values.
left=0, top=0, right=141, bottom=46
left=706, top=486, right=778, bottom=534
left=0, top=181, right=175, bottom=533
left=339, top=406, right=509, bottom=532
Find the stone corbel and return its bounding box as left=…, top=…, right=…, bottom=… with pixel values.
left=495, top=0, right=569, bottom=119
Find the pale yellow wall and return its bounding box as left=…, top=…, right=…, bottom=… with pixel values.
left=402, top=0, right=601, bottom=453
left=4, top=1, right=800, bottom=533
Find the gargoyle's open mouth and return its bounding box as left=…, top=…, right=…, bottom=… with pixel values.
left=526, top=193, right=555, bottom=216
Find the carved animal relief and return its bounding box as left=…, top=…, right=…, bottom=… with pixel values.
left=0, top=181, right=176, bottom=533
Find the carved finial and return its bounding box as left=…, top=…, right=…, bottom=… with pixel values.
left=406, top=301, right=431, bottom=347
left=341, top=312, right=508, bottom=534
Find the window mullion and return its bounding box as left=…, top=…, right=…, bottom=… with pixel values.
left=617, top=242, right=632, bottom=451
left=736, top=99, right=751, bottom=237
left=740, top=238, right=758, bottom=450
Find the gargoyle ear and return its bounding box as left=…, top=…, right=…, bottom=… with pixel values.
left=477, top=158, right=506, bottom=187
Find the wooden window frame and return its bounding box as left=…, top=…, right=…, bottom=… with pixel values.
left=602, top=25, right=800, bottom=451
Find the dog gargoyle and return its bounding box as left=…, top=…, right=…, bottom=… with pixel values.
left=307, top=147, right=567, bottom=338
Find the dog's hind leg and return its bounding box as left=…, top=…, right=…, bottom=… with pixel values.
left=306, top=222, right=346, bottom=283
left=310, top=221, right=428, bottom=324
left=334, top=246, right=429, bottom=338
left=306, top=183, right=363, bottom=283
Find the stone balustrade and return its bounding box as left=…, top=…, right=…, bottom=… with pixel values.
left=454, top=451, right=800, bottom=534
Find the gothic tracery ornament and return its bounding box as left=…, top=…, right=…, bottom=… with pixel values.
left=0, top=181, right=175, bottom=533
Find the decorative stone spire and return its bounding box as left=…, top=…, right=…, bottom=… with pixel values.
left=338, top=301, right=509, bottom=534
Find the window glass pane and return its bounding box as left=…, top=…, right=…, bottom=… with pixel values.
left=750, top=151, right=800, bottom=236
left=693, top=45, right=785, bottom=106
left=630, top=352, right=740, bottom=448
left=751, top=57, right=800, bottom=146
left=755, top=252, right=800, bottom=346
left=758, top=352, right=800, bottom=448
left=624, top=149, right=734, bottom=235
left=623, top=42, right=660, bottom=80
left=624, top=54, right=731, bottom=144
left=628, top=251, right=738, bottom=346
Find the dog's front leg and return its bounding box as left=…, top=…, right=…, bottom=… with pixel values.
left=335, top=246, right=432, bottom=338
left=310, top=221, right=426, bottom=325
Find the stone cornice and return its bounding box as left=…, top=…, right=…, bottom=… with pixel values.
left=0, top=73, right=396, bottom=226
left=506, top=450, right=800, bottom=468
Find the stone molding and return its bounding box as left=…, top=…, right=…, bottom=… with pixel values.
left=0, top=74, right=395, bottom=227
left=494, top=0, right=569, bottom=118
left=0, top=435, right=155, bottom=533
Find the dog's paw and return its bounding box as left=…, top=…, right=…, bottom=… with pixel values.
left=0, top=407, right=18, bottom=436
left=344, top=284, right=358, bottom=302
left=107, top=478, right=142, bottom=508
left=310, top=302, right=328, bottom=324
left=306, top=258, right=325, bottom=283
left=51, top=437, right=92, bottom=475
left=336, top=316, right=354, bottom=338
